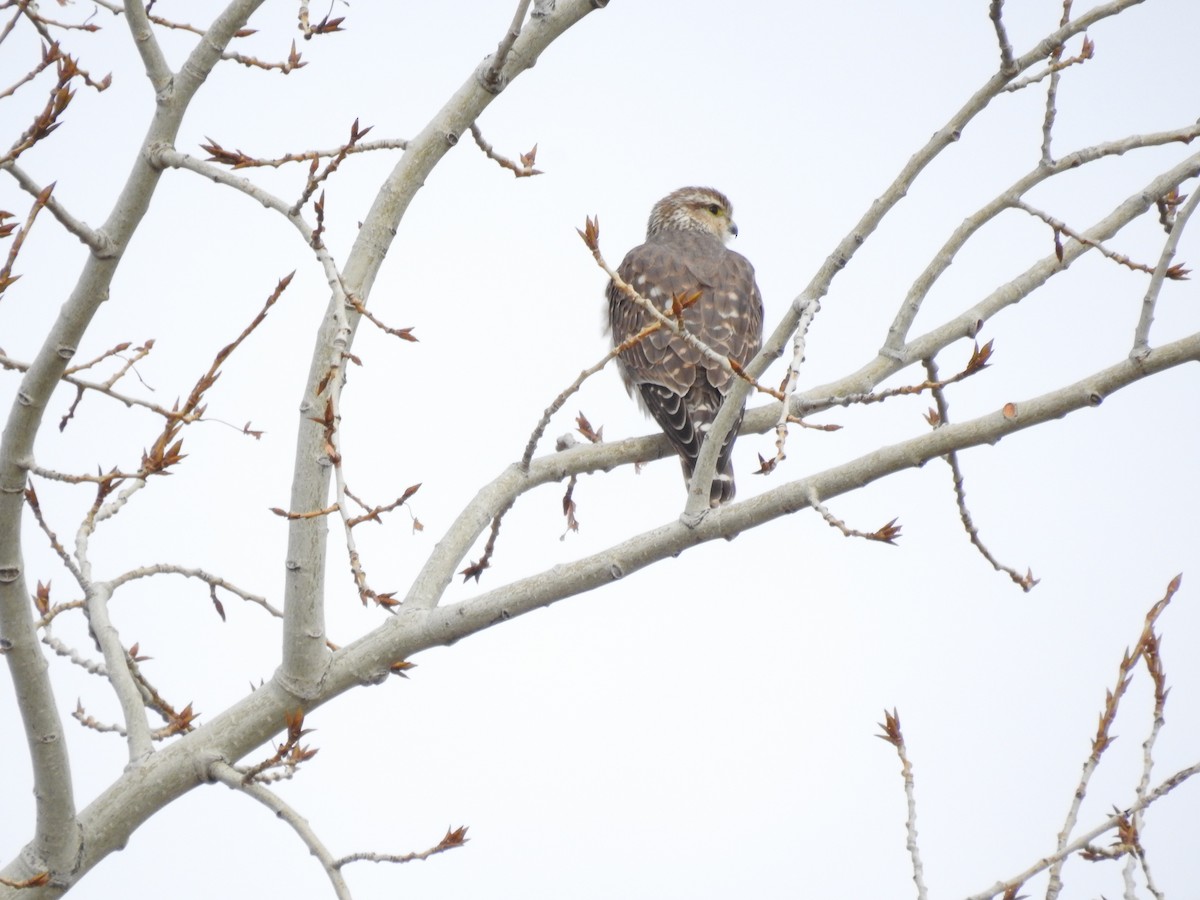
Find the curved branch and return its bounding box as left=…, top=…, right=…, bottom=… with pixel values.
left=82, top=582, right=154, bottom=760
left=687, top=0, right=1146, bottom=528
left=394, top=147, right=1200, bottom=617
left=209, top=762, right=352, bottom=900
left=0, top=4, right=607, bottom=891
left=777, top=147, right=1200, bottom=429
left=883, top=123, right=1200, bottom=355
left=328, top=330, right=1200, bottom=682
left=0, top=0, right=269, bottom=886
left=278, top=0, right=605, bottom=695
left=24, top=331, right=1197, bottom=900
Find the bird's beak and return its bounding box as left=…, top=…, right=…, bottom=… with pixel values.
left=729, top=221, right=739, bottom=238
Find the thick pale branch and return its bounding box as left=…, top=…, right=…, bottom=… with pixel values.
left=800, top=148, right=1200, bottom=432
left=0, top=0, right=269, bottom=885
left=278, top=0, right=604, bottom=695
left=335, top=331, right=1200, bottom=680
left=17, top=332, right=1194, bottom=899
left=882, top=123, right=1200, bottom=353
left=121, top=0, right=172, bottom=93
left=682, top=0, right=1146, bottom=528
left=81, top=583, right=153, bottom=761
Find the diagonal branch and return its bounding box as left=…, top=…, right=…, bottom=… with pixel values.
left=352, top=328, right=1200, bottom=655
left=682, top=0, right=1148, bottom=531
left=278, top=0, right=607, bottom=697
left=809, top=147, right=1200, bottom=435
left=1133, top=187, right=1200, bottom=355
left=480, top=0, right=532, bottom=92
left=0, top=0, right=270, bottom=883
left=2, top=161, right=109, bottom=254
left=209, top=761, right=352, bottom=900
left=882, top=123, right=1200, bottom=355
left=923, top=358, right=1036, bottom=591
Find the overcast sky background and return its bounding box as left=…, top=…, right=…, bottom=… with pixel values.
left=3, top=1, right=1200, bottom=897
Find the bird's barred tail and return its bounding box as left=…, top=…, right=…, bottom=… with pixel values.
left=681, top=385, right=741, bottom=507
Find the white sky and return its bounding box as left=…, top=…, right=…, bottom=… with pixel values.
left=3, top=1, right=1200, bottom=898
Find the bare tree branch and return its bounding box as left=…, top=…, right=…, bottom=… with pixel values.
left=2, top=2, right=1197, bottom=896
left=2, top=161, right=109, bottom=253
left=877, top=710, right=928, bottom=900
left=0, top=0, right=271, bottom=882
left=209, top=761, right=352, bottom=900
left=277, top=0, right=606, bottom=698
left=1133, top=188, right=1200, bottom=356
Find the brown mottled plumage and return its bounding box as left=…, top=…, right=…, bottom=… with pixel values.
left=607, top=187, right=764, bottom=506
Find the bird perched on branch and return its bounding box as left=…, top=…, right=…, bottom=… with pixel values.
left=607, top=186, right=764, bottom=506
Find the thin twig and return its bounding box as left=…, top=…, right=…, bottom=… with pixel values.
left=290, top=118, right=374, bottom=216
left=822, top=341, right=994, bottom=414
left=346, top=296, right=416, bottom=342
left=1132, top=187, right=1199, bottom=356
left=969, top=758, right=1200, bottom=900
left=41, top=632, right=106, bottom=676
left=978, top=579, right=1186, bottom=900
left=881, top=122, right=1200, bottom=353
left=988, top=0, right=1015, bottom=74
left=63, top=340, right=151, bottom=378
left=459, top=499, right=514, bottom=584
left=1044, top=578, right=1177, bottom=899
left=521, top=320, right=661, bottom=469
left=805, top=488, right=900, bottom=544
left=106, top=563, right=282, bottom=620
left=315, top=275, right=398, bottom=607
left=1124, top=575, right=1179, bottom=900
left=24, top=484, right=85, bottom=586
left=877, top=710, right=928, bottom=900
left=237, top=709, right=318, bottom=783
left=480, top=0, right=531, bottom=91
left=201, top=136, right=408, bottom=170
left=1040, top=0, right=1073, bottom=164
left=1002, top=36, right=1093, bottom=93
left=468, top=123, right=541, bottom=177
left=769, top=295, right=820, bottom=471
left=0, top=180, right=53, bottom=297
left=1015, top=199, right=1191, bottom=281
left=0, top=353, right=202, bottom=425
left=73, top=701, right=126, bottom=736
left=334, top=826, right=470, bottom=869
left=209, top=761, right=351, bottom=900
left=923, top=358, right=1036, bottom=591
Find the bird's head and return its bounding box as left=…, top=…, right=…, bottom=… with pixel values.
left=646, top=186, right=738, bottom=244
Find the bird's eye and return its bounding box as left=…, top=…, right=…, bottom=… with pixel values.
left=707, top=204, right=722, bottom=215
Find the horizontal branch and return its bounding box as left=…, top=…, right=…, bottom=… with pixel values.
left=392, top=146, right=1200, bottom=625
left=329, top=329, right=1200, bottom=681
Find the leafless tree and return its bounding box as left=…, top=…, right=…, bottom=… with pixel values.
left=1, top=1, right=1197, bottom=897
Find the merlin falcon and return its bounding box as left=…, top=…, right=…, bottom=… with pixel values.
left=607, top=186, right=764, bottom=506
